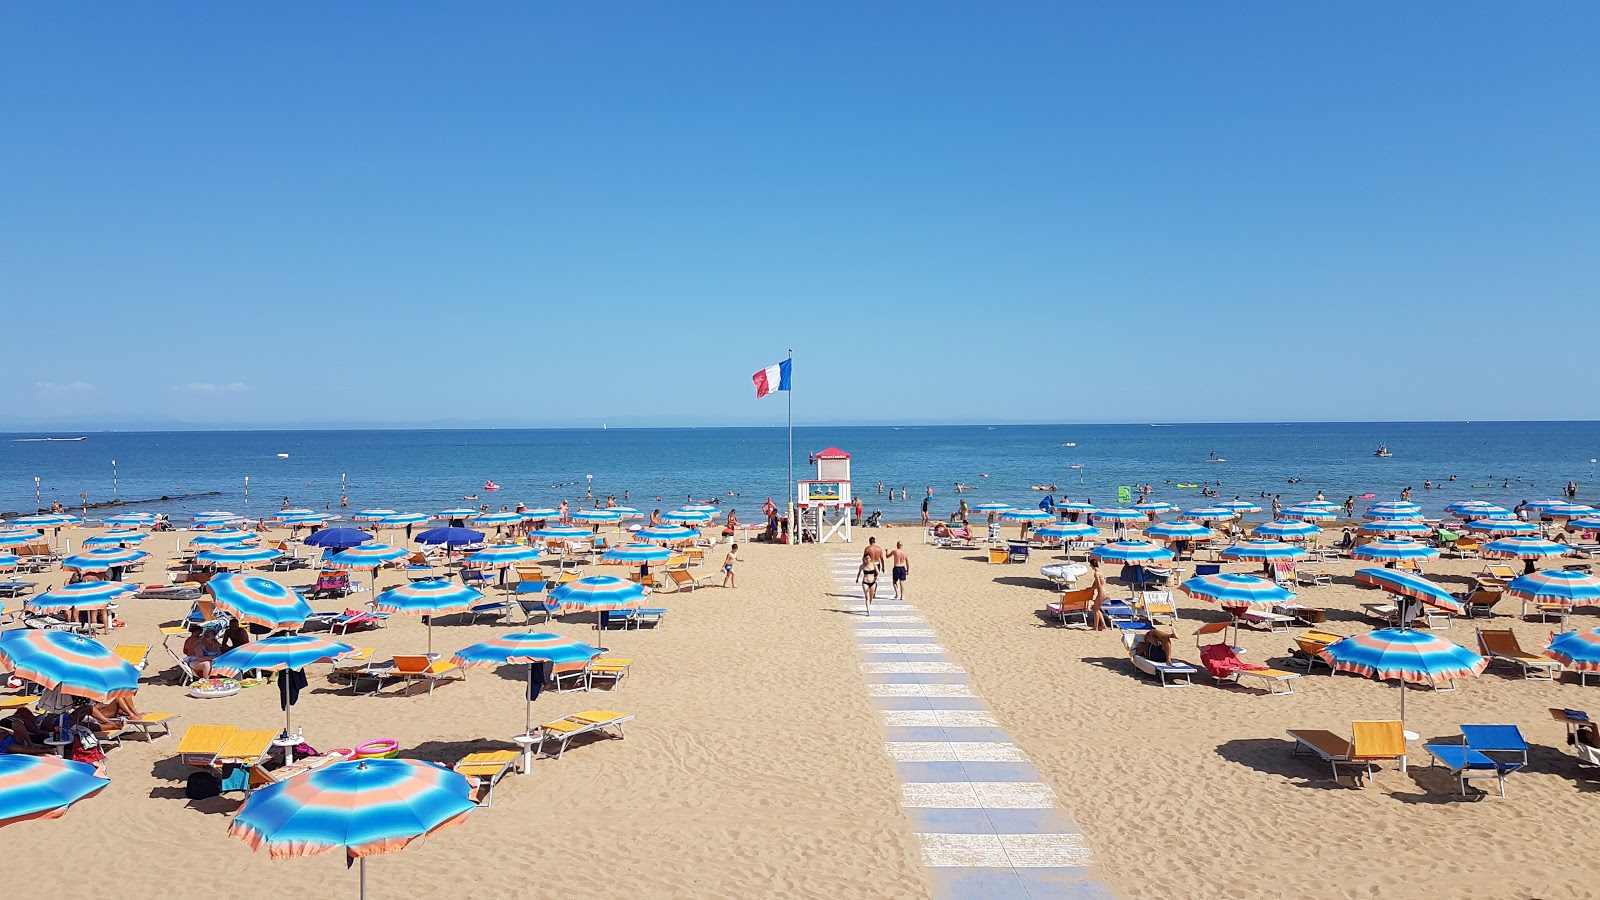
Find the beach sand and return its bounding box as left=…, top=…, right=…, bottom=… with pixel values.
left=4, top=523, right=1597, bottom=899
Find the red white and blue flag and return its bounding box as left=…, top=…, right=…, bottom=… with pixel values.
left=752, top=359, right=792, bottom=399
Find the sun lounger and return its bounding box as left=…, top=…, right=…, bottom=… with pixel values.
left=1045, top=586, right=1094, bottom=627
left=386, top=655, right=462, bottom=696
left=536, top=708, right=635, bottom=759
left=614, top=607, right=665, bottom=630
left=1120, top=631, right=1196, bottom=688
left=1550, top=709, right=1600, bottom=767
left=1476, top=629, right=1561, bottom=680
left=111, top=644, right=150, bottom=671
left=1233, top=608, right=1296, bottom=633
left=1287, top=720, right=1406, bottom=786
left=1464, top=583, right=1504, bottom=618
left=0, top=581, right=38, bottom=598
left=114, top=712, right=180, bottom=742
left=1287, top=630, right=1342, bottom=673
left=305, top=608, right=381, bottom=634
left=1137, top=591, right=1179, bottom=626
left=665, top=568, right=713, bottom=592
left=587, top=658, right=633, bottom=691
left=245, top=750, right=349, bottom=790
left=1294, top=567, right=1333, bottom=587
left=1423, top=725, right=1527, bottom=797
left=454, top=750, right=522, bottom=806
left=465, top=599, right=512, bottom=625
left=1195, top=624, right=1300, bottom=696
left=1522, top=597, right=1571, bottom=626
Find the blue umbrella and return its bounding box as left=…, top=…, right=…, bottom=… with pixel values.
left=661, top=509, right=713, bottom=525
left=1354, top=568, right=1463, bottom=614
left=351, top=509, right=397, bottom=522
left=206, top=574, right=313, bottom=631
left=1279, top=505, right=1338, bottom=522
left=415, top=527, right=485, bottom=547
left=303, top=528, right=376, bottom=549
left=569, top=509, right=623, bottom=524
left=1179, top=507, right=1237, bottom=522
left=1217, top=500, right=1262, bottom=514
left=377, top=513, right=431, bottom=528
left=372, top=580, right=483, bottom=654
left=450, top=633, right=602, bottom=733
left=472, top=512, right=525, bottom=527
left=0, top=755, right=110, bottom=827
left=1363, top=508, right=1424, bottom=522
left=102, top=513, right=156, bottom=528
left=1358, top=520, right=1431, bottom=537
left=1507, top=570, right=1600, bottom=608
left=1144, top=522, right=1213, bottom=542
left=12, top=514, right=79, bottom=528
left=211, top=634, right=355, bottom=737
left=26, top=581, right=139, bottom=612
left=1091, top=508, right=1144, bottom=522
left=463, top=545, right=541, bottom=567
left=0, top=529, right=41, bottom=548
left=1133, top=501, right=1177, bottom=514
left=61, top=547, right=149, bottom=571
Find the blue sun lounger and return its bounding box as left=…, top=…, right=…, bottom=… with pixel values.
left=1423, top=725, right=1527, bottom=797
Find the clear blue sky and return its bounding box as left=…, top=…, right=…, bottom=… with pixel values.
left=2, top=3, right=1595, bottom=430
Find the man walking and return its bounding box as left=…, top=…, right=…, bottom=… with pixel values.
left=886, top=541, right=910, bottom=600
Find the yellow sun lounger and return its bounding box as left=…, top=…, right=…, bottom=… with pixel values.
left=111, top=644, right=150, bottom=671
left=1288, top=720, right=1406, bottom=786
left=587, top=658, right=634, bottom=692
left=454, top=750, right=522, bottom=806
left=536, top=709, right=634, bottom=759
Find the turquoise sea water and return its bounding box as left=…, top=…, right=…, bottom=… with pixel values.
left=3, top=422, right=1598, bottom=522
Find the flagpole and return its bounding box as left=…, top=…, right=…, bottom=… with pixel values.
left=787, top=348, right=794, bottom=545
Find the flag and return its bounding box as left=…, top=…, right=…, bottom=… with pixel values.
left=752, top=359, right=792, bottom=399
left=1117, top=486, right=1132, bottom=505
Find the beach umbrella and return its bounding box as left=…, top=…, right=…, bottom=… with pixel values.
left=1298, top=500, right=1341, bottom=511
left=969, top=503, right=1013, bottom=515
left=1462, top=518, right=1537, bottom=536
left=1547, top=504, right=1598, bottom=519
left=1480, top=537, right=1571, bottom=566
left=1525, top=499, right=1571, bottom=511
left=12, top=514, right=78, bottom=528
left=372, top=580, right=483, bottom=654
left=549, top=576, right=649, bottom=645
left=377, top=513, right=431, bottom=528
left=437, top=508, right=481, bottom=522
left=1133, top=500, right=1177, bottom=514
left=279, top=513, right=338, bottom=526
left=0, top=755, right=110, bottom=828
left=25, top=581, right=138, bottom=614
left=1091, top=508, right=1143, bottom=522
left=1319, top=629, right=1486, bottom=725
left=0, top=629, right=140, bottom=700
left=472, top=512, right=525, bottom=527
left=529, top=526, right=594, bottom=543
left=1089, top=541, right=1175, bottom=565
left=634, top=525, right=698, bottom=545
left=192, top=511, right=245, bottom=525
left=278, top=509, right=315, bottom=517
left=450, top=633, right=602, bottom=734
left=1567, top=516, right=1600, bottom=532
left=999, top=508, right=1053, bottom=523
left=1362, top=508, right=1424, bottom=522
left=1279, top=505, right=1338, bottom=522
left=83, top=530, right=149, bottom=547
left=1545, top=629, right=1600, bottom=676
left=569, top=509, right=623, bottom=525
left=661, top=509, right=713, bottom=525
left=1367, top=501, right=1422, bottom=515
left=521, top=508, right=561, bottom=521
left=1505, top=570, right=1600, bottom=608
left=211, top=634, right=355, bottom=738
left=227, top=757, right=475, bottom=900
left=0, top=554, right=18, bottom=570
left=1033, top=522, right=1099, bottom=542
left=1179, top=506, right=1237, bottom=522
left=1254, top=520, right=1321, bottom=542
left=1351, top=540, right=1441, bottom=563
left=1446, top=500, right=1494, bottom=514
left=196, top=545, right=282, bottom=569
left=326, top=544, right=408, bottom=569
left=61, top=547, right=149, bottom=571
left=207, top=574, right=313, bottom=631
left=683, top=504, right=720, bottom=513
left=1055, top=502, right=1098, bottom=515
left=415, top=527, right=484, bottom=548
left=1353, top=568, right=1465, bottom=615
left=1144, top=522, right=1213, bottom=543
left=462, top=545, right=541, bottom=569
left=1358, top=521, right=1432, bottom=537
left=1180, top=573, right=1295, bottom=610
left=610, top=507, right=644, bottom=519
left=351, top=509, right=397, bottom=522
left=599, top=543, right=674, bottom=567
left=102, top=513, right=156, bottom=528
left=1216, top=500, right=1262, bottom=514
left=0, top=529, right=41, bottom=547
left=1220, top=540, right=1308, bottom=562
left=189, top=529, right=263, bottom=547
left=303, top=528, right=375, bottom=549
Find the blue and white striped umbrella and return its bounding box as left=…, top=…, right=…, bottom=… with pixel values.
left=1217, top=500, right=1263, bottom=514
left=462, top=544, right=541, bottom=567
left=326, top=544, right=409, bottom=569
left=372, top=580, right=485, bottom=653
left=1220, top=540, right=1308, bottom=561
left=1354, top=568, right=1464, bottom=614
left=548, top=576, right=649, bottom=613
left=195, top=545, right=283, bottom=568
left=278, top=509, right=314, bottom=517
left=1480, top=537, right=1571, bottom=561
left=351, top=509, right=397, bottom=522
left=12, top=514, right=79, bottom=528
left=1091, top=508, right=1145, bottom=523
left=1056, top=502, right=1098, bottom=515
left=192, top=511, right=245, bottom=524
left=661, top=509, right=713, bottom=524
left=529, top=526, right=594, bottom=542
left=438, top=508, right=481, bottom=520
left=1567, top=516, right=1600, bottom=531
left=0, top=554, right=18, bottom=569
left=279, top=513, right=337, bottom=526
left=0, top=529, right=40, bottom=548
left=1367, top=501, right=1422, bottom=515
left=1299, top=500, right=1341, bottom=511
left=521, top=508, right=561, bottom=521
left=1523, top=499, right=1570, bottom=512
left=999, top=508, right=1054, bottom=523
left=472, top=512, right=525, bottom=527
left=969, top=503, right=1014, bottom=515
left=1449, top=502, right=1508, bottom=519
left=206, top=574, right=314, bottom=631
left=449, top=632, right=603, bottom=732
left=26, top=581, right=138, bottom=612
left=1179, top=506, right=1238, bottom=522
left=1254, top=519, right=1321, bottom=541
left=634, top=525, right=699, bottom=544
left=1463, top=518, right=1537, bottom=536
left=83, top=529, right=149, bottom=547
left=1351, top=540, right=1440, bottom=563
left=1359, top=520, right=1432, bottom=537
left=1132, top=501, right=1177, bottom=514
left=610, top=507, right=644, bottom=519
left=1180, top=573, right=1295, bottom=609
left=102, top=513, right=156, bottom=528
left=1033, top=522, right=1099, bottom=541
left=1363, top=507, right=1424, bottom=522
left=569, top=509, right=624, bottom=524
left=61, top=547, right=149, bottom=571
left=211, top=634, right=355, bottom=675
left=1090, top=541, right=1174, bottom=565
left=1547, top=504, right=1599, bottom=518
left=600, top=543, right=675, bottom=566
left=1506, top=569, right=1600, bottom=608
left=189, top=529, right=262, bottom=546
left=683, top=504, right=720, bottom=513
left=1279, top=505, right=1338, bottom=522
left=1144, top=522, right=1213, bottom=542
left=377, top=513, right=432, bottom=527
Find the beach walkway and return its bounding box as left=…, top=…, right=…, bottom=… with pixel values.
left=824, top=553, right=1112, bottom=900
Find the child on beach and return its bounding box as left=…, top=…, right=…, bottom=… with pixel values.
left=723, top=544, right=742, bottom=588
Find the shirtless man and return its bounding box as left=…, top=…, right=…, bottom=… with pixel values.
left=864, top=536, right=886, bottom=572
left=886, top=542, right=910, bottom=600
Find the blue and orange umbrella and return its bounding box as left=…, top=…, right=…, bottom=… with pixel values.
left=1567, top=516, right=1600, bottom=531
left=207, top=573, right=313, bottom=631
left=1144, top=522, right=1212, bottom=543
left=529, top=526, right=594, bottom=543
left=1506, top=569, right=1600, bottom=608
left=1033, top=522, right=1099, bottom=542
left=633, top=525, right=698, bottom=545
left=0, top=755, right=110, bottom=828
left=1367, top=501, right=1421, bottom=515
left=550, top=576, right=648, bottom=645
left=228, top=758, right=476, bottom=898
left=415, top=527, right=484, bottom=547
left=599, top=544, right=674, bottom=566
left=1319, top=628, right=1485, bottom=725
left=0, top=529, right=40, bottom=547
left=520, top=508, right=560, bottom=521
left=1056, top=502, right=1097, bottom=516
left=13, top=514, right=79, bottom=528
left=0, top=629, right=140, bottom=700
left=1545, top=629, right=1600, bottom=678
left=190, top=529, right=262, bottom=547
left=451, top=632, right=602, bottom=733
left=1220, top=540, right=1308, bottom=562
left=372, top=580, right=482, bottom=653
left=1090, top=508, right=1143, bottom=523
left=61, top=547, right=149, bottom=571
left=352, top=509, right=397, bottom=522
left=1179, top=506, right=1236, bottom=522
left=83, top=530, right=149, bottom=547
left=326, top=544, right=409, bottom=569
left=212, top=634, right=356, bottom=736
left=1279, top=505, right=1338, bottom=522
left=280, top=513, right=337, bottom=527
left=1362, top=508, right=1423, bottom=522
left=26, top=581, right=138, bottom=613
left=1216, top=500, right=1262, bottom=514
left=1480, top=537, right=1571, bottom=565
left=1462, top=518, right=1537, bottom=536
left=0, top=554, right=17, bottom=570
left=1354, top=567, right=1463, bottom=613
left=102, top=513, right=155, bottom=528
left=1254, top=520, right=1321, bottom=541
left=193, top=511, right=245, bottom=526
left=1547, top=504, right=1598, bottom=519
left=1351, top=540, right=1440, bottom=563
left=661, top=509, right=712, bottom=525
left=1090, top=541, right=1174, bottom=565
left=377, top=513, right=431, bottom=528
left=999, top=508, right=1053, bottom=523
left=196, top=545, right=282, bottom=568
left=1358, top=520, right=1431, bottom=537
left=569, top=509, right=623, bottom=525
left=472, top=512, right=525, bottom=527
left=462, top=545, right=541, bottom=568
left=1179, top=573, right=1295, bottom=610
left=1133, top=500, right=1177, bottom=514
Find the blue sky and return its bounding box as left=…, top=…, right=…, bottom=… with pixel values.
left=2, top=3, right=1596, bottom=430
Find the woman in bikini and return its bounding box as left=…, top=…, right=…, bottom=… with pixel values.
left=856, top=549, right=880, bottom=610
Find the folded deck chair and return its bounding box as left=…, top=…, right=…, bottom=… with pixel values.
left=1477, top=628, right=1561, bottom=680
left=1195, top=624, right=1299, bottom=696
left=1046, top=586, right=1094, bottom=627
left=454, top=750, right=522, bottom=806
left=387, top=655, right=462, bottom=696
left=536, top=708, right=635, bottom=759
left=1294, top=567, right=1333, bottom=587
left=1120, top=631, right=1196, bottom=688
left=665, top=568, right=713, bottom=592
left=1423, top=725, right=1527, bottom=797
left=1288, top=630, right=1342, bottom=673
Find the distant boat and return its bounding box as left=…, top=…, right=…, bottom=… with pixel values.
left=1375, top=444, right=1394, bottom=458
left=484, top=481, right=501, bottom=491
left=276, top=453, right=290, bottom=458
left=13, top=436, right=86, bottom=442
left=1061, top=442, right=1076, bottom=447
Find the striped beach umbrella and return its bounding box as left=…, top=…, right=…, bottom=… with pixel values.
left=450, top=632, right=602, bottom=733
left=227, top=757, right=476, bottom=896
left=1358, top=520, right=1432, bottom=537
left=192, top=511, right=245, bottom=525
left=351, top=509, right=397, bottom=522
left=26, top=581, right=138, bottom=613
left=1362, top=508, right=1424, bottom=522
left=1144, top=522, right=1213, bottom=543
left=207, top=574, right=313, bottom=631
left=102, top=513, right=156, bottom=528
left=1319, top=629, right=1486, bottom=723
left=550, top=575, right=649, bottom=644
left=1367, top=501, right=1422, bottom=515
left=1353, top=568, right=1463, bottom=614
left=1298, top=501, right=1342, bottom=511
left=1180, top=573, right=1295, bottom=610
left=211, top=634, right=356, bottom=736
left=373, top=580, right=483, bottom=654
left=61, top=547, right=149, bottom=571
left=0, top=629, right=140, bottom=700
left=1351, top=540, right=1440, bottom=563
left=83, top=530, right=149, bottom=547
left=1133, top=500, right=1177, bottom=514
left=1090, top=508, right=1144, bottom=522
left=1056, top=502, right=1098, bottom=516
left=970, top=503, right=1014, bottom=516
left=521, top=508, right=561, bottom=521
left=472, top=512, right=525, bottom=527
left=190, top=529, right=263, bottom=547
left=1033, top=522, right=1099, bottom=542
left=529, top=526, right=594, bottom=543
left=0, top=755, right=110, bottom=828
left=661, top=509, right=713, bottom=525
left=1457, top=506, right=1512, bottom=520
left=1220, top=540, right=1308, bottom=562
left=1547, top=504, right=1599, bottom=519
left=377, top=513, right=431, bottom=528
left=438, top=508, right=481, bottom=520
left=1089, top=541, right=1175, bottom=565
left=683, top=504, right=720, bottom=513
left=1254, top=520, right=1321, bottom=541
left=1567, top=516, right=1600, bottom=531
left=1216, top=500, right=1263, bottom=514
left=1462, top=518, right=1537, bottom=536
left=1505, top=570, right=1600, bottom=608
left=1279, top=505, right=1338, bottom=522
left=0, top=555, right=18, bottom=570
left=1179, top=506, right=1237, bottom=522
left=326, top=544, right=408, bottom=569
left=196, top=545, right=282, bottom=569
left=569, top=509, right=623, bottom=525
left=1545, top=629, right=1600, bottom=675
left=462, top=544, right=541, bottom=568
left=279, top=513, right=337, bottom=526
left=599, top=544, right=674, bottom=566
left=12, top=514, right=79, bottom=528
left=609, top=507, right=644, bottom=519
left=278, top=509, right=315, bottom=517
left=0, top=529, right=41, bottom=547
left=999, top=508, right=1053, bottom=523
left=1480, top=537, right=1571, bottom=562
left=634, top=525, right=699, bottom=545
left=1523, top=499, right=1570, bottom=513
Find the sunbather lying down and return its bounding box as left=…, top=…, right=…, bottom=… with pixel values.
left=1135, top=629, right=1176, bottom=663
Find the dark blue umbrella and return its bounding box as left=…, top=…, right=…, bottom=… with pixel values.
left=416, top=527, right=485, bottom=547
left=302, top=528, right=374, bottom=549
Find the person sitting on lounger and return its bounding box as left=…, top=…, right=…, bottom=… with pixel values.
left=1, top=711, right=51, bottom=754
left=1135, top=628, right=1176, bottom=663
left=184, top=625, right=223, bottom=678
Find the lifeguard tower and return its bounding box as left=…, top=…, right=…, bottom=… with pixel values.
left=797, top=447, right=852, bottom=543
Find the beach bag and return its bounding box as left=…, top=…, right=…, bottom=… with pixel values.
left=185, top=771, right=222, bottom=800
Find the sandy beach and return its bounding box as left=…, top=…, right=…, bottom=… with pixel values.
left=3, top=520, right=1597, bottom=899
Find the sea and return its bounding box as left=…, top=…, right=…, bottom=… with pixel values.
left=3, top=422, right=1599, bottom=523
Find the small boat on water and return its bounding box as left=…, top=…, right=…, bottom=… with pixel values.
left=276, top=453, right=290, bottom=458
left=1061, top=442, right=1076, bottom=447
left=1375, top=444, right=1394, bottom=458
left=13, top=436, right=86, bottom=442
left=484, top=481, right=501, bottom=491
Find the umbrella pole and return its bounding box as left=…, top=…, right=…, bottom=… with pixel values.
left=360, top=856, right=367, bottom=900
left=525, top=662, right=535, bottom=734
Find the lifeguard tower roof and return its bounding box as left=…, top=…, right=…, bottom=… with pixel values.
left=814, top=447, right=850, bottom=459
